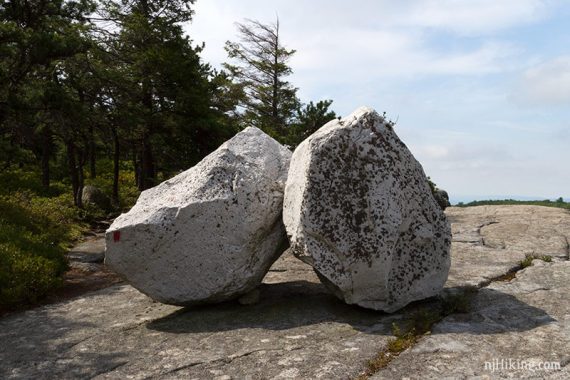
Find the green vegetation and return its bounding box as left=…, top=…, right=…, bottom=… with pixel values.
left=0, top=162, right=139, bottom=311
left=0, top=171, right=81, bottom=310
left=1, top=1, right=336, bottom=201
left=520, top=255, right=534, bottom=269
left=540, top=255, right=553, bottom=262
left=440, top=287, right=477, bottom=315
left=1, top=1, right=342, bottom=310
left=223, top=18, right=338, bottom=147
left=456, top=198, right=570, bottom=210
left=519, top=254, right=553, bottom=269
left=356, top=288, right=476, bottom=379
left=492, top=255, right=553, bottom=283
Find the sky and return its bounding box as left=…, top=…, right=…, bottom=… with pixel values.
left=185, top=0, right=570, bottom=203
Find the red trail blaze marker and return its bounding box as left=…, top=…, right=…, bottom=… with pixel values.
left=113, top=231, right=121, bottom=242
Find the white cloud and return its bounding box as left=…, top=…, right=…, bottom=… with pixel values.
left=410, top=142, right=512, bottom=166
left=186, top=1, right=570, bottom=199
left=189, top=0, right=534, bottom=77
left=512, top=56, right=570, bottom=106
left=405, top=0, right=550, bottom=35
left=413, top=145, right=450, bottom=159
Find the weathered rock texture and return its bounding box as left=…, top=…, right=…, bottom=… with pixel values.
left=1, top=206, right=569, bottom=379
left=433, top=189, right=451, bottom=210
left=283, top=107, right=451, bottom=312
left=105, top=127, right=291, bottom=305
left=82, top=185, right=112, bottom=212
left=372, top=207, right=570, bottom=380
left=446, top=205, right=570, bottom=288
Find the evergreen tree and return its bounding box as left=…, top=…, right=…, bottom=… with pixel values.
left=97, top=0, right=228, bottom=190
left=288, top=100, right=338, bottom=147
left=0, top=0, right=96, bottom=193
left=224, top=18, right=300, bottom=140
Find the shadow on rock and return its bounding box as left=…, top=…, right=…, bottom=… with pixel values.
left=146, top=281, right=555, bottom=337
left=147, top=280, right=396, bottom=335
left=431, top=287, right=557, bottom=335
left=0, top=308, right=128, bottom=379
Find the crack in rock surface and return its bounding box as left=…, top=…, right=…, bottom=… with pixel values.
left=372, top=205, right=570, bottom=380
left=1, top=205, right=569, bottom=379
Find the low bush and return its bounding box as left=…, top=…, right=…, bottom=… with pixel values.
left=0, top=163, right=140, bottom=311
left=84, top=159, right=141, bottom=211
left=0, top=176, right=86, bottom=310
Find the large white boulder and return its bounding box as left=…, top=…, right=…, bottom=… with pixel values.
left=105, top=127, right=291, bottom=305
left=283, top=107, right=451, bottom=312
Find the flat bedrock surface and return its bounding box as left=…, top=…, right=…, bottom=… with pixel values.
left=1, top=205, right=569, bottom=379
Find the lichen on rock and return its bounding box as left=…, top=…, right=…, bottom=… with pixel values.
left=283, top=106, right=451, bottom=312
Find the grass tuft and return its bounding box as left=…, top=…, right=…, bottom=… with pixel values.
left=520, top=255, right=534, bottom=269
left=355, top=288, right=477, bottom=379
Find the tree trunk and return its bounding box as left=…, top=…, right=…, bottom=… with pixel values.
left=88, top=124, right=96, bottom=178
left=66, top=141, right=80, bottom=207
left=132, top=146, right=139, bottom=190
left=111, top=126, right=120, bottom=203
left=139, top=132, right=155, bottom=191
left=41, top=126, right=51, bottom=190
left=272, top=19, right=281, bottom=135
left=77, top=147, right=85, bottom=209
left=139, top=69, right=155, bottom=191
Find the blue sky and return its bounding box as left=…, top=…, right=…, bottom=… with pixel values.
left=186, top=0, right=570, bottom=202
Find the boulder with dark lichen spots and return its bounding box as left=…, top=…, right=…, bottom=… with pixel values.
left=283, top=106, right=451, bottom=312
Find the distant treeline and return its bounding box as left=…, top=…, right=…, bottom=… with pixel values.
left=456, top=198, right=569, bottom=210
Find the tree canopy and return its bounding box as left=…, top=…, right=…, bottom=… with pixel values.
left=224, top=18, right=300, bottom=140
left=1, top=4, right=337, bottom=206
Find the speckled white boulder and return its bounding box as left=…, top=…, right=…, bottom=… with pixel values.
left=283, top=107, right=451, bottom=312
left=105, top=127, right=291, bottom=305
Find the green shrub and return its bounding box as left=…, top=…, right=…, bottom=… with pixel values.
left=0, top=188, right=84, bottom=310
left=519, top=255, right=534, bottom=269
left=0, top=162, right=139, bottom=310
left=441, top=287, right=477, bottom=314
left=0, top=245, right=64, bottom=306
left=540, top=255, right=553, bottom=262
left=0, top=169, right=67, bottom=197
left=456, top=199, right=570, bottom=210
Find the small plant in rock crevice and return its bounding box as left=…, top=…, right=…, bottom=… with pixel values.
left=520, top=255, right=534, bottom=269
left=355, top=288, right=477, bottom=379
left=539, top=255, right=552, bottom=262
left=520, top=254, right=553, bottom=269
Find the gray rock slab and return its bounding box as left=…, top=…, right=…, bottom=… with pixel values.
left=372, top=260, right=570, bottom=380
left=372, top=205, right=570, bottom=380
left=67, top=235, right=106, bottom=263
left=0, top=251, right=403, bottom=380
left=446, top=205, right=570, bottom=288
left=1, top=205, right=569, bottom=379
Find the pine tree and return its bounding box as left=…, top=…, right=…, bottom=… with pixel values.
left=97, top=0, right=223, bottom=190
left=0, top=0, right=96, bottom=194
left=288, top=100, right=338, bottom=147
left=224, top=18, right=300, bottom=140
